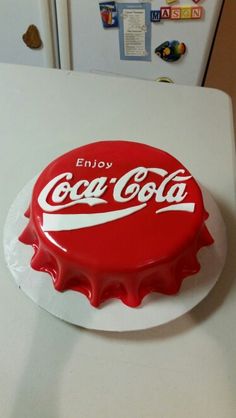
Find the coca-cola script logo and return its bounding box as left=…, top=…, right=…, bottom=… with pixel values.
left=38, top=167, right=195, bottom=231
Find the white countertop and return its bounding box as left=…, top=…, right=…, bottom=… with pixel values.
left=0, top=64, right=236, bottom=418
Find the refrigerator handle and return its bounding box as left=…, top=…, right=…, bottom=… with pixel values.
left=39, top=0, right=56, bottom=68
left=55, top=0, right=71, bottom=70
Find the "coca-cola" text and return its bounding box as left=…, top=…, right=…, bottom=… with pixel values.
left=38, top=167, right=194, bottom=212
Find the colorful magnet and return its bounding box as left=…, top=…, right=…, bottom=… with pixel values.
left=99, top=1, right=118, bottom=28
left=180, top=6, right=192, bottom=19
left=170, top=6, right=203, bottom=20
left=150, top=10, right=161, bottom=22
left=191, top=6, right=203, bottom=19
left=160, top=7, right=171, bottom=19
left=192, top=0, right=201, bottom=3
left=155, top=40, right=186, bottom=62
left=170, top=7, right=181, bottom=20
left=166, top=0, right=178, bottom=4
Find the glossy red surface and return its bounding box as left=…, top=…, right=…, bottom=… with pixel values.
left=19, top=141, right=214, bottom=307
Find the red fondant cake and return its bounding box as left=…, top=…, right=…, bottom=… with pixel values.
left=19, top=140, right=214, bottom=307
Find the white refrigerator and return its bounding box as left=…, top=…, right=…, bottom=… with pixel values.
left=56, top=0, right=223, bottom=85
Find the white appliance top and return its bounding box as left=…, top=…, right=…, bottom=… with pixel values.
left=0, top=64, right=236, bottom=418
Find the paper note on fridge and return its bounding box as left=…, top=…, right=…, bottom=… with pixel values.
left=117, top=3, right=151, bottom=61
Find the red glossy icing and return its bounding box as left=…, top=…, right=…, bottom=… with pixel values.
left=19, top=140, right=214, bottom=307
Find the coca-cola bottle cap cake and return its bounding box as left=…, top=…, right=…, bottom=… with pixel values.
left=19, top=140, right=214, bottom=307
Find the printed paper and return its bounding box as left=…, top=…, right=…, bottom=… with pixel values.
left=118, top=3, right=151, bottom=61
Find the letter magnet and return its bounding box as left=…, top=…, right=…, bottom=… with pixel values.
left=160, top=7, right=171, bottom=19
left=150, top=10, right=161, bottom=23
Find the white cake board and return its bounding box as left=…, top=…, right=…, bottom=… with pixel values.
left=3, top=178, right=227, bottom=332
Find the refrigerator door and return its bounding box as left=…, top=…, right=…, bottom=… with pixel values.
left=63, top=0, right=223, bottom=85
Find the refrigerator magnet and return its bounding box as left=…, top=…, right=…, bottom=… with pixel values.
left=160, top=7, right=171, bottom=19
left=99, top=1, right=118, bottom=28
left=150, top=10, right=161, bottom=23
left=155, top=40, right=186, bottom=62
left=117, top=3, right=151, bottom=61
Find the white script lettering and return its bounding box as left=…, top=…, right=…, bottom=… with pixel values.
left=76, top=158, right=112, bottom=170
left=38, top=167, right=194, bottom=214
left=38, top=167, right=195, bottom=230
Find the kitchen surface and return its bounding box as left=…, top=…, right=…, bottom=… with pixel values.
left=0, top=63, right=236, bottom=418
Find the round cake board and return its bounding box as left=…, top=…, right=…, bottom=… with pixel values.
left=3, top=178, right=227, bottom=332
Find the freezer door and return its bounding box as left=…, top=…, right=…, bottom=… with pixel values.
left=63, top=0, right=223, bottom=85
left=0, top=0, right=57, bottom=68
